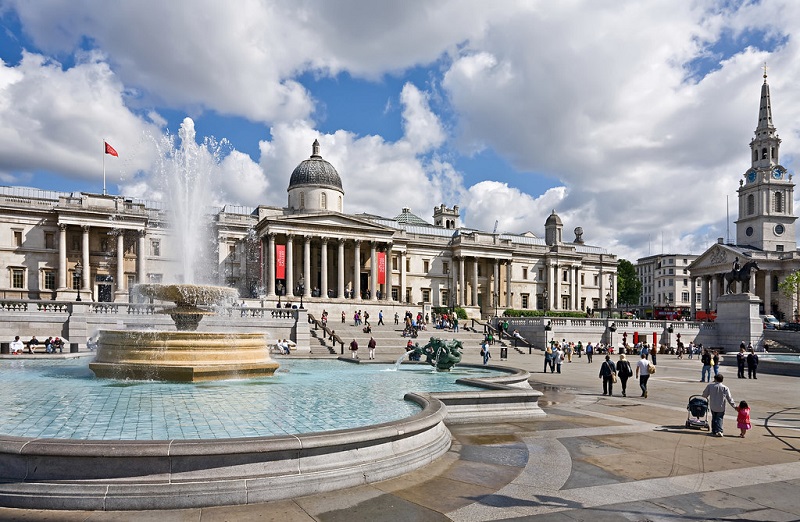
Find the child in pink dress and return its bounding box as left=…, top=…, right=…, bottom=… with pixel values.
left=736, top=400, right=751, bottom=438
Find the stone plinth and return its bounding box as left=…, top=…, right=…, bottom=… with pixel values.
left=712, top=293, right=763, bottom=351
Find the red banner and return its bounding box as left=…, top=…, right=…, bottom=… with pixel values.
left=276, top=245, right=286, bottom=280
left=377, top=252, right=386, bottom=285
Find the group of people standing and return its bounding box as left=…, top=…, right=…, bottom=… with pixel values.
left=735, top=343, right=760, bottom=379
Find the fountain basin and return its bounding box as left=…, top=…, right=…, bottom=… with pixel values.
left=89, top=330, right=278, bottom=382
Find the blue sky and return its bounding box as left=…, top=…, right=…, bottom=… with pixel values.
left=0, top=0, right=796, bottom=261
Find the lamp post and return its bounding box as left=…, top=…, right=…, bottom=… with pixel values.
left=543, top=320, right=551, bottom=356
left=74, top=262, right=82, bottom=302
left=277, top=281, right=284, bottom=307
left=543, top=288, right=548, bottom=313
left=609, top=322, right=617, bottom=351
left=298, top=276, right=305, bottom=309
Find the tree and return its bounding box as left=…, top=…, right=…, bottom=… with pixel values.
left=778, top=271, right=800, bottom=322
left=617, top=259, right=642, bottom=306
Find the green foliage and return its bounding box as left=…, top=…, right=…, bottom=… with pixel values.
left=617, top=259, right=642, bottom=306
left=431, top=306, right=467, bottom=319
left=778, top=271, right=800, bottom=300
left=454, top=307, right=468, bottom=319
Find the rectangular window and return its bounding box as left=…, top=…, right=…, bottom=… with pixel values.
left=441, top=289, right=449, bottom=306
left=11, top=268, right=24, bottom=288
left=668, top=268, right=674, bottom=275
left=682, top=292, right=689, bottom=302
left=43, top=271, right=55, bottom=290
left=228, top=244, right=236, bottom=261
left=45, top=232, right=55, bottom=249
left=127, top=275, right=136, bottom=289
left=13, top=230, right=22, bottom=247
left=71, top=235, right=81, bottom=251
left=683, top=278, right=688, bottom=286
left=442, top=261, right=449, bottom=274
left=562, top=270, right=568, bottom=282
left=392, top=256, right=398, bottom=271
left=521, top=294, right=529, bottom=309
left=406, top=258, right=411, bottom=272
left=522, top=267, right=528, bottom=280
left=539, top=269, right=544, bottom=281
left=422, top=288, right=431, bottom=303
left=151, top=240, right=161, bottom=257
left=423, top=260, right=429, bottom=273
left=594, top=274, right=599, bottom=285
left=777, top=245, right=784, bottom=252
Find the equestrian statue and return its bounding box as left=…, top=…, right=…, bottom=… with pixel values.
left=724, top=257, right=759, bottom=294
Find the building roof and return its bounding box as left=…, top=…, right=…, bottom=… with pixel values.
left=393, top=208, right=430, bottom=226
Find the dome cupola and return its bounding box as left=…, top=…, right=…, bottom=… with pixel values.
left=287, top=140, right=345, bottom=213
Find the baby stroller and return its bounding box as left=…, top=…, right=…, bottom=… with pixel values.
left=685, top=395, right=710, bottom=431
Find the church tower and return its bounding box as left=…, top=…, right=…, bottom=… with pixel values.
left=735, top=67, right=797, bottom=253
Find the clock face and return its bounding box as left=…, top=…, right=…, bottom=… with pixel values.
left=747, top=170, right=757, bottom=183
left=773, top=167, right=783, bottom=179
left=775, top=224, right=785, bottom=235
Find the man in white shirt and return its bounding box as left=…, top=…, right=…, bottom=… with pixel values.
left=634, top=353, right=651, bottom=398
left=10, top=335, right=24, bottom=355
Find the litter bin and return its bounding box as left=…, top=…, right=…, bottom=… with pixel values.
left=70, top=342, right=79, bottom=353
left=0, top=342, right=8, bottom=355
left=500, top=347, right=508, bottom=360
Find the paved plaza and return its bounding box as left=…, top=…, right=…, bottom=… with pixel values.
left=1, top=347, right=799, bottom=521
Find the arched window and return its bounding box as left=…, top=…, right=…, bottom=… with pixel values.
left=299, top=192, right=305, bottom=209
left=338, top=195, right=342, bottom=212
left=747, top=194, right=755, bottom=215
left=753, top=150, right=758, bottom=162
left=771, top=147, right=776, bottom=159
left=774, top=191, right=784, bottom=213
left=321, top=192, right=327, bottom=209
left=762, top=147, right=768, bottom=160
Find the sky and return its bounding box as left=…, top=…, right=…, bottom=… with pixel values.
left=0, top=0, right=796, bottom=262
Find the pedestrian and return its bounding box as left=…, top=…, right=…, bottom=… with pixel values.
left=394, top=312, right=400, bottom=325
left=640, top=343, right=649, bottom=360
left=616, top=353, right=633, bottom=397
left=377, top=310, right=384, bottom=325
left=341, top=311, right=346, bottom=324
left=736, top=346, right=747, bottom=378
left=481, top=341, right=491, bottom=365
left=599, top=355, right=616, bottom=395
left=349, top=339, right=359, bottom=359
left=576, top=340, right=583, bottom=358
left=555, top=345, right=563, bottom=374
left=746, top=348, right=759, bottom=379
left=27, top=335, right=39, bottom=354
left=736, top=400, right=751, bottom=438
left=635, top=353, right=651, bottom=398
left=544, top=343, right=556, bottom=373
left=586, top=342, right=593, bottom=363
left=10, top=335, right=24, bottom=355
left=650, top=344, right=657, bottom=366
left=453, top=316, right=459, bottom=332
left=702, top=374, right=736, bottom=437
left=712, top=350, right=720, bottom=376
left=700, top=348, right=712, bottom=382
left=368, top=337, right=376, bottom=360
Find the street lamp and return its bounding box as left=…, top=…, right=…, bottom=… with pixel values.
left=277, top=281, right=284, bottom=307
left=609, top=322, right=617, bottom=351
left=543, top=288, right=548, bottom=313
left=74, top=262, right=82, bottom=302
left=298, top=276, right=305, bottom=309
left=542, top=320, right=551, bottom=356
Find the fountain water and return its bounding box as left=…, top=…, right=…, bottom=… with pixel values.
left=90, top=119, right=278, bottom=382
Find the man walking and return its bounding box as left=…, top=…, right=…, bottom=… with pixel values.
left=635, top=353, right=651, bottom=398
left=378, top=310, right=384, bottom=326
left=702, top=374, right=737, bottom=437
left=368, top=337, right=376, bottom=359
left=700, top=348, right=712, bottom=382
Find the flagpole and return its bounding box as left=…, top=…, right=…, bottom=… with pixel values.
left=102, top=139, right=107, bottom=195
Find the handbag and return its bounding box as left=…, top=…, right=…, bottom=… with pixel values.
left=612, top=373, right=617, bottom=383
left=648, top=363, right=656, bottom=374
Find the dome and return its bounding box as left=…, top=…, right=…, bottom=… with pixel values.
left=288, top=140, right=343, bottom=192
left=545, top=209, right=562, bottom=227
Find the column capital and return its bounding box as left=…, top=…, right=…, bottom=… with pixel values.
left=303, top=235, right=312, bottom=244
left=338, top=237, right=346, bottom=245
left=320, top=237, right=329, bottom=245
left=81, top=225, right=90, bottom=232
left=267, top=231, right=277, bottom=239
left=354, top=239, right=361, bottom=246
left=138, top=229, right=147, bottom=238
left=59, top=223, right=67, bottom=231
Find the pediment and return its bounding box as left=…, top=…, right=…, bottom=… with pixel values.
left=689, top=244, right=743, bottom=272
left=262, top=212, right=396, bottom=237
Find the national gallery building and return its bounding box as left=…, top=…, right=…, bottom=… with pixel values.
left=0, top=140, right=618, bottom=319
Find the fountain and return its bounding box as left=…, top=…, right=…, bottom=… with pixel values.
left=89, top=283, right=279, bottom=381
left=407, top=337, right=464, bottom=371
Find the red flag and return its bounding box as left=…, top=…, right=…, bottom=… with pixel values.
left=275, top=245, right=286, bottom=280
left=104, top=142, right=118, bottom=157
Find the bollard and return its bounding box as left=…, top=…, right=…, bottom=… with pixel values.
left=70, top=342, right=79, bottom=353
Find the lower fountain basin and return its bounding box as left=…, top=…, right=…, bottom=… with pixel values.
left=89, top=330, right=279, bottom=382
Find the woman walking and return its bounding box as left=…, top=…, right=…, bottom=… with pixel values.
left=616, top=353, right=633, bottom=397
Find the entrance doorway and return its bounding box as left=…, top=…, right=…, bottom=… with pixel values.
left=97, top=284, right=112, bottom=302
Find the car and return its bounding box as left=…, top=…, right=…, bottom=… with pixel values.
left=781, top=322, right=800, bottom=331
left=762, top=315, right=782, bottom=330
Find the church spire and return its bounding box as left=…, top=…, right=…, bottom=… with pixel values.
left=756, top=62, right=774, bottom=133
